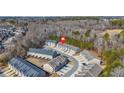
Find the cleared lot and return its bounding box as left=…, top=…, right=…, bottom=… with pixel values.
left=26, top=57, right=49, bottom=68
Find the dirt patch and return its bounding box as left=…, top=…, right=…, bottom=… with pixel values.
left=26, top=57, right=49, bottom=68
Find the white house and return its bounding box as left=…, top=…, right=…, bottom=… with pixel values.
left=27, top=48, right=58, bottom=59
left=45, top=40, right=57, bottom=47
left=80, top=50, right=101, bottom=64
left=43, top=55, right=69, bottom=73
left=55, top=42, right=80, bottom=55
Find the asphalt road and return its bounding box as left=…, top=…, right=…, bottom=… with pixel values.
left=63, top=57, right=79, bottom=77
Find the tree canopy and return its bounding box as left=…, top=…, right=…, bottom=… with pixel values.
left=103, top=33, right=110, bottom=41
left=84, top=29, right=91, bottom=37
left=100, top=48, right=123, bottom=77
left=111, top=19, right=124, bottom=27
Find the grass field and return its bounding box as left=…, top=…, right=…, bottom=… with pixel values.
left=101, top=29, right=123, bottom=37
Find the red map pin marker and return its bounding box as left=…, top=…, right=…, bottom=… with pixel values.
left=60, top=36, right=65, bottom=45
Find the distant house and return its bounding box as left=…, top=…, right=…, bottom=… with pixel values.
left=45, top=40, right=57, bottom=47
left=27, top=48, right=58, bottom=59
left=75, top=63, right=102, bottom=77
left=55, top=42, right=80, bottom=55
left=0, top=44, right=4, bottom=52
left=8, top=56, right=47, bottom=77
left=0, top=44, right=4, bottom=49
left=80, top=50, right=101, bottom=64
left=43, top=55, right=69, bottom=73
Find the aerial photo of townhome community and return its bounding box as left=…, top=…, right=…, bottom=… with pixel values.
left=0, top=16, right=124, bottom=77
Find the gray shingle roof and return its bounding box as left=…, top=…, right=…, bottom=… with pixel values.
left=46, top=40, right=57, bottom=43
left=88, top=64, right=102, bottom=77
left=28, top=48, right=58, bottom=57
left=9, top=56, right=46, bottom=77
left=58, top=42, right=80, bottom=51
left=80, top=50, right=95, bottom=61
left=75, top=63, right=102, bottom=77
left=48, top=55, right=68, bottom=71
